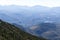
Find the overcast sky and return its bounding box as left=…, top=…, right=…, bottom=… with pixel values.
left=0, top=0, right=60, bottom=7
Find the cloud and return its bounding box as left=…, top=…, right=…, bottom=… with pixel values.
left=0, top=0, right=60, bottom=7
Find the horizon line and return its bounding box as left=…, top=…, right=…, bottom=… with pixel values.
left=0, top=5, right=60, bottom=8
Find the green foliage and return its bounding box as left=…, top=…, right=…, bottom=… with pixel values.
left=0, top=20, right=47, bottom=40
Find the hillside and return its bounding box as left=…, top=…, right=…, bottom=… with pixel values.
left=0, top=19, right=46, bottom=40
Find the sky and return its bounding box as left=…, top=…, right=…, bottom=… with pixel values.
left=0, top=0, right=60, bottom=7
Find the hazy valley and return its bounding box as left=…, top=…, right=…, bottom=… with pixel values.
left=0, top=5, right=60, bottom=40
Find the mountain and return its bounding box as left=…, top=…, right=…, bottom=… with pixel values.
left=1, top=5, right=59, bottom=27
left=2, top=5, right=49, bottom=27
left=0, top=5, right=59, bottom=27
left=0, top=5, right=60, bottom=40
left=0, top=19, right=46, bottom=40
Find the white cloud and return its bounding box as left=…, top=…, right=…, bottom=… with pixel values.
left=0, top=0, right=60, bottom=7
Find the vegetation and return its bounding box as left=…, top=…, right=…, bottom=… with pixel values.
left=0, top=20, right=47, bottom=40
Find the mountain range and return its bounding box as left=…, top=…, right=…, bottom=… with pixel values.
left=0, top=5, right=60, bottom=40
